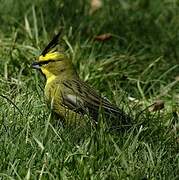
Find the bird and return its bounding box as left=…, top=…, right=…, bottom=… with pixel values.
left=32, top=31, right=131, bottom=128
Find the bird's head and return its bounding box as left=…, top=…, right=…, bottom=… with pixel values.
left=32, top=32, right=78, bottom=80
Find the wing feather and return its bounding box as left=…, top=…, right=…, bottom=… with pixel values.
left=62, top=79, right=131, bottom=123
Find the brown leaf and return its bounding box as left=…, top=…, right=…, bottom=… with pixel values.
left=149, top=100, right=165, bottom=112
left=90, top=0, right=102, bottom=14
left=94, top=33, right=112, bottom=41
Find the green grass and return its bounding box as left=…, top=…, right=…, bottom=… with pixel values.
left=0, top=0, right=179, bottom=179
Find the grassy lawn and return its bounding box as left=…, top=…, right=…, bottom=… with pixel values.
left=0, top=0, right=179, bottom=179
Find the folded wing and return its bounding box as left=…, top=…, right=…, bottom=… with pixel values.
left=62, top=79, right=131, bottom=124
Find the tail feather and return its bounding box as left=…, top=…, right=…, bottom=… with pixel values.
left=87, top=103, right=132, bottom=127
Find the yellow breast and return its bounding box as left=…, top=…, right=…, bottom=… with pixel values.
left=41, top=68, right=57, bottom=85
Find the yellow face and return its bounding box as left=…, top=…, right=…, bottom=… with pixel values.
left=32, top=51, right=66, bottom=75
left=32, top=51, right=77, bottom=83
left=32, top=32, right=77, bottom=82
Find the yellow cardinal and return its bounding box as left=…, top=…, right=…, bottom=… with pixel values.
left=32, top=32, right=131, bottom=127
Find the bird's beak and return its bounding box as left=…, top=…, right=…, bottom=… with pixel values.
left=32, top=62, right=41, bottom=69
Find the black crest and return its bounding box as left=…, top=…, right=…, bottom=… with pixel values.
left=41, top=31, right=62, bottom=56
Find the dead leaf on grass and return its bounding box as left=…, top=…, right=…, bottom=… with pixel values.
left=89, top=0, right=102, bottom=14
left=148, top=100, right=165, bottom=112
left=94, top=33, right=112, bottom=41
